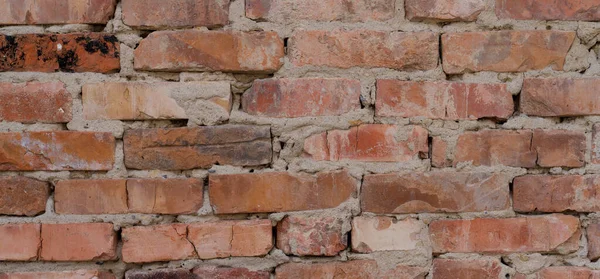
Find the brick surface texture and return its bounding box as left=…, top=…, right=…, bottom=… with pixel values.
left=1, top=0, right=600, bottom=278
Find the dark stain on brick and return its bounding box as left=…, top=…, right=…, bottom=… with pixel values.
left=57, top=50, right=78, bottom=72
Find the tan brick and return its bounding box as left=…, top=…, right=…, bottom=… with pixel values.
left=430, top=214, right=580, bottom=254
left=0, top=82, right=72, bottom=123
left=124, top=125, right=271, bottom=170
left=0, top=224, right=40, bottom=261
left=521, top=78, right=600, bottom=117
left=188, top=220, right=273, bottom=259
left=0, top=177, right=49, bottom=216
left=405, top=0, right=485, bottom=22
left=376, top=80, right=513, bottom=120
left=54, top=179, right=127, bottom=215
left=277, top=216, right=347, bottom=256
left=442, top=31, right=575, bottom=73
left=40, top=223, right=117, bottom=261
left=303, top=125, right=428, bottom=162
left=245, top=0, right=395, bottom=22
left=83, top=82, right=231, bottom=125
left=0, top=131, right=115, bottom=171
left=352, top=217, right=424, bottom=253
left=209, top=170, right=356, bottom=214
left=514, top=175, right=600, bottom=212
left=122, top=0, right=229, bottom=29
left=289, top=30, right=438, bottom=70
left=121, top=224, right=196, bottom=263
left=432, top=259, right=507, bottom=279
left=242, top=78, right=361, bottom=118
left=134, top=30, right=284, bottom=73
left=127, top=178, right=203, bottom=215
left=0, top=270, right=115, bottom=279
left=0, top=0, right=116, bottom=24
left=496, top=0, right=600, bottom=21
left=0, top=33, right=120, bottom=73
left=276, top=261, right=427, bottom=279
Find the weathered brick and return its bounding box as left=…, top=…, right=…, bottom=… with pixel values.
left=193, top=266, right=270, bottom=279
left=351, top=217, right=424, bottom=253
left=242, top=78, right=361, bottom=118
left=276, top=261, right=427, bottom=279
left=362, top=172, right=509, bottom=213
left=0, top=131, right=115, bottom=171
left=121, top=224, right=196, bottom=263
left=442, top=31, right=575, bottom=73
left=209, top=170, right=356, bottom=214
left=289, top=30, right=438, bottom=70
left=0, top=82, right=72, bottom=123
left=127, top=178, right=203, bottom=214
left=376, top=80, right=513, bottom=120
left=496, top=0, right=600, bottom=21
left=0, top=177, right=49, bottom=216
left=429, top=214, right=580, bottom=254
left=303, top=125, right=428, bottom=162
left=0, top=224, right=40, bottom=261
left=533, top=130, right=585, bottom=168
left=0, top=33, right=120, bottom=73
left=122, top=0, right=229, bottom=29
left=54, top=179, right=127, bottom=215
left=528, top=267, right=600, bottom=279
left=134, top=30, right=284, bottom=73
left=245, top=0, right=395, bottom=22
left=588, top=223, right=600, bottom=260
left=125, top=269, right=197, bottom=279
left=405, top=0, right=486, bottom=22
left=594, top=124, right=600, bottom=164
left=432, top=259, right=507, bottom=279
left=0, top=270, right=115, bottom=279
left=431, top=137, right=449, bottom=168
left=522, top=78, right=600, bottom=117
left=124, top=125, right=271, bottom=170
left=83, top=82, right=231, bottom=125
left=277, top=216, right=347, bottom=256
left=0, top=0, right=116, bottom=24
left=188, top=220, right=273, bottom=259
left=514, top=175, right=600, bottom=213
left=40, top=223, right=117, bottom=261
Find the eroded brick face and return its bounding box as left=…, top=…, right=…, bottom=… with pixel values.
left=0, top=82, right=72, bottom=123
left=121, top=0, right=230, bottom=29
left=0, top=0, right=116, bottom=24
left=245, top=0, right=395, bottom=22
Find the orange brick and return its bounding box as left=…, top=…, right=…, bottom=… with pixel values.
left=0, top=82, right=72, bottom=123
left=432, top=259, right=507, bottom=279
left=276, top=261, right=427, bottom=279
left=122, top=0, right=229, bottom=29
left=0, top=270, right=115, bottom=279
left=0, top=0, right=116, bottom=24
left=0, top=224, right=40, bottom=261
left=514, top=175, right=600, bottom=212
left=522, top=78, right=600, bottom=117
left=40, top=223, right=117, bottom=261
left=54, top=179, right=128, bottom=215
left=127, top=178, right=203, bottom=214
left=0, top=177, right=49, bottom=216
left=405, top=0, right=485, bottom=21
left=277, top=216, right=346, bottom=256
left=121, top=224, right=196, bottom=263
left=245, top=0, right=395, bottom=22
left=496, top=0, right=600, bottom=20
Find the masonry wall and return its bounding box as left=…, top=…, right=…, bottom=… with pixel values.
left=1, top=0, right=600, bottom=278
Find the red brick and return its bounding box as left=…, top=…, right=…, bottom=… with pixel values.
left=122, top=0, right=229, bottom=29
left=376, top=80, right=513, bottom=120
left=0, top=131, right=115, bottom=171
left=352, top=217, right=424, bottom=253
left=442, top=31, right=575, bottom=73
left=530, top=267, right=600, bottom=279
left=0, top=82, right=72, bottom=123
left=588, top=223, right=600, bottom=260
left=533, top=130, right=585, bottom=168
left=134, top=30, right=284, bottom=73
left=277, top=216, right=347, bottom=256
left=193, top=266, right=270, bottom=279
left=40, top=223, right=117, bottom=261
left=124, top=125, right=271, bottom=170
left=432, top=259, right=507, bottom=279
left=514, top=175, right=600, bottom=213
left=188, top=220, right=273, bottom=259
left=245, top=0, right=395, bottom=22
left=121, top=224, right=196, bottom=263
left=0, top=177, right=49, bottom=216
left=127, top=178, right=203, bottom=214
left=242, top=78, right=361, bottom=118
left=0, top=33, right=120, bottom=73
left=429, top=214, right=581, bottom=254
left=276, top=261, right=427, bottom=279
left=362, top=172, right=509, bottom=214
left=54, top=179, right=127, bottom=215
left=0, top=270, right=115, bottom=279
left=82, top=82, right=231, bottom=123
left=405, top=0, right=486, bottom=22
left=0, top=0, right=116, bottom=24
left=289, top=30, right=438, bottom=70
left=0, top=224, right=40, bottom=261
left=454, top=130, right=535, bottom=167
left=303, top=125, right=428, bottom=162
left=496, top=0, right=600, bottom=21
left=209, top=170, right=356, bottom=214
left=125, top=269, right=197, bottom=279
left=595, top=124, right=600, bottom=164
left=522, top=78, right=600, bottom=117
left=431, top=137, right=449, bottom=167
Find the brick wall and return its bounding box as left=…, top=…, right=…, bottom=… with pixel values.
left=0, top=0, right=599, bottom=278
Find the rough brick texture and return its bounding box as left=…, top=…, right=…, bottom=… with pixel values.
left=245, top=0, right=395, bottom=22
left=0, top=177, right=49, bottom=216
left=0, top=0, right=116, bottom=24
left=0, top=82, right=72, bottom=123
left=0, top=270, right=115, bottom=279
left=513, top=175, right=600, bottom=212
left=40, top=223, right=117, bottom=261
left=496, top=0, right=600, bottom=20
left=432, top=259, right=507, bottom=279
left=405, top=0, right=486, bottom=22
left=521, top=78, right=600, bottom=117
left=276, top=261, right=427, bottom=279
left=121, top=0, right=229, bottom=29
left=276, top=216, right=347, bottom=256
